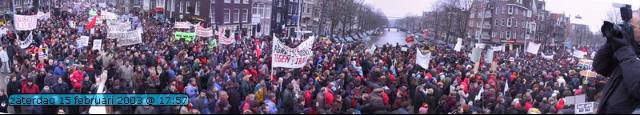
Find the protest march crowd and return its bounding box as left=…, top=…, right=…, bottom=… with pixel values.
left=0, top=1, right=606, bottom=114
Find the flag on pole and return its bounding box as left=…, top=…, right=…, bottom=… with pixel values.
left=86, top=16, right=98, bottom=30
left=255, top=40, right=262, bottom=58
left=475, top=86, right=484, bottom=101
left=504, top=78, right=509, bottom=95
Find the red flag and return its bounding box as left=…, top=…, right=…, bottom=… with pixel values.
left=255, top=40, right=262, bottom=58
left=86, top=16, right=98, bottom=30
left=579, top=47, right=588, bottom=52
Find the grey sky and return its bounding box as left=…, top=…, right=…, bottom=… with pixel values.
left=365, top=0, right=640, bottom=32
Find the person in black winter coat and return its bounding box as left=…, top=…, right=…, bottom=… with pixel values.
left=593, top=12, right=640, bottom=114
left=227, top=83, right=241, bottom=114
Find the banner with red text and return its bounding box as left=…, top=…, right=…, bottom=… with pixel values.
left=272, top=35, right=315, bottom=68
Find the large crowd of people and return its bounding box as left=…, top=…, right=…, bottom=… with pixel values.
left=0, top=2, right=606, bottom=114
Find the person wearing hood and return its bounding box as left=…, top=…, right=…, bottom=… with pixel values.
left=52, top=77, right=69, bottom=93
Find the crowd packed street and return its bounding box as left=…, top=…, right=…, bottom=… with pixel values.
left=0, top=0, right=609, bottom=114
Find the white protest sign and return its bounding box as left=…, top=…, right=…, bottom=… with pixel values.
left=108, top=22, right=131, bottom=33
left=573, top=50, right=587, bottom=59
left=272, top=35, right=315, bottom=68
left=575, top=102, right=596, bottom=114
left=485, top=49, right=494, bottom=64
left=18, top=32, right=33, bottom=49
left=454, top=38, right=463, bottom=52
left=0, top=28, right=6, bottom=38
left=526, top=42, right=541, bottom=54
left=470, top=48, right=482, bottom=63
left=92, top=39, right=102, bottom=50
left=196, top=25, right=213, bottom=37
left=366, top=45, right=377, bottom=54
left=541, top=52, right=554, bottom=60
left=416, top=48, right=431, bottom=69
left=217, top=29, right=235, bottom=45
left=174, top=21, right=193, bottom=29
left=69, top=21, right=76, bottom=28
left=116, top=29, right=143, bottom=47
left=37, top=11, right=51, bottom=20
left=77, top=36, right=90, bottom=48
left=564, top=94, right=586, bottom=105
left=492, top=45, right=505, bottom=52
left=14, top=15, right=38, bottom=31
left=107, top=22, right=134, bottom=39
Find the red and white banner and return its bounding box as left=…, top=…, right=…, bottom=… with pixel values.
left=272, top=35, right=315, bottom=68
left=217, top=29, right=235, bottom=45
left=196, top=25, right=213, bottom=37
left=14, top=15, right=38, bottom=31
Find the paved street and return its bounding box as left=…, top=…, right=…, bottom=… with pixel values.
left=373, top=28, right=408, bottom=47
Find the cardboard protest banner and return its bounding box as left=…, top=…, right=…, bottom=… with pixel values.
left=92, top=39, right=102, bottom=50
left=18, top=32, right=33, bottom=49
left=575, top=102, right=596, bottom=114
left=116, top=29, right=143, bottom=47
left=77, top=36, right=90, bottom=48
left=416, top=48, right=432, bottom=69
left=196, top=25, right=214, bottom=37
left=217, top=30, right=235, bottom=44
left=174, top=21, right=193, bottom=29
left=174, top=32, right=196, bottom=42
left=526, top=42, right=541, bottom=54
left=454, top=38, right=463, bottom=52
left=14, top=15, right=38, bottom=30
left=272, top=35, right=315, bottom=68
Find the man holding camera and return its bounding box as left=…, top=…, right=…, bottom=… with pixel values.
left=593, top=6, right=640, bottom=114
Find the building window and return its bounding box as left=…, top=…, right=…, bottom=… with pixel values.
left=186, top=1, right=191, bottom=14
left=195, top=1, right=200, bottom=15
left=507, top=31, right=512, bottom=38
left=224, top=9, right=231, bottom=23
left=507, top=18, right=512, bottom=27
left=234, top=9, right=240, bottom=23
left=252, top=3, right=258, bottom=15
left=244, top=0, right=249, bottom=4
left=169, top=0, right=175, bottom=12
left=508, top=6, right=513, bottom=15
left=242, top=9, right=248, bottom=23
left=211, top=9, right=215, bottom=24
left=157, top=0, right=165, bottom=8
left=259, top=4, right=264, bottom=16
left=225, top=0, right=231, bottom=3
left=235, top=0, right=241, bottom=4
left=266, top=7, right=271, bottom=17
left=180, top=1, right=184, bottom=13
left=502, top=18, right=506, bottom=26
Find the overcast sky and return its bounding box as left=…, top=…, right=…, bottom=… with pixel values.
left=364, top=0, right=640, bottom=32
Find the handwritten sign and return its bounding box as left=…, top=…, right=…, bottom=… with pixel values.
left=272, top=36, right=315, bottom=68
left=14, top=15, right=38, bottom=30
left=174, top=32, right=196, bottom=42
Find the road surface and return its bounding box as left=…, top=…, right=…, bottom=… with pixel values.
left=373, top=28, right=408, bottom=47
